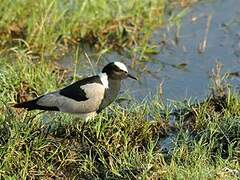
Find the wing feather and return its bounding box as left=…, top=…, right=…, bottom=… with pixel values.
left=59, top=75, right=102, bottom=101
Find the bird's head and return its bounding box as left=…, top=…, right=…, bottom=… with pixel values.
left=102, top=62, right=137, bottom=80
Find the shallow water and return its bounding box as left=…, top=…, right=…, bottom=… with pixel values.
left=60, top=0, right=240, bottom=101
left=129, top=0, right=240, bottom=101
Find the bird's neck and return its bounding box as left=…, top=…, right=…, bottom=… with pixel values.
left=97, top=77, right=121, bottom=113
left=107, top=78, right=121, bottom=92
left=105, top=77, right=121, bottom=103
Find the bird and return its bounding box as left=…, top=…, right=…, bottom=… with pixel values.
left=14, top=61, right=137, bottom=121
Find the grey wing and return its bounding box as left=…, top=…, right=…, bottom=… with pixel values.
left=36, top=83, right=106, bottom=114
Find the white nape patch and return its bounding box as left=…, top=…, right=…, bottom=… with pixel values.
left=99, top=73, right=109, bottom=89
left=114, top=62, right=128, bottom=72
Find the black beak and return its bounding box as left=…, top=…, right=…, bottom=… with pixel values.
left=127, top=74, right=137, bottom=80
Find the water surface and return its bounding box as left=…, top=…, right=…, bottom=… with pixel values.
left=60, top=0, right=240, bottom=101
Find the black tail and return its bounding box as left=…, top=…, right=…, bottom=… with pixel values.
left=14, top=98, right=40, bottom=111
left=14, top=98, right=59, bottom=111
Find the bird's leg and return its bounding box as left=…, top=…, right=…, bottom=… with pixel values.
left=80, top=112, right=96, bottom=142
left=81, top=121, right=86, bottom=136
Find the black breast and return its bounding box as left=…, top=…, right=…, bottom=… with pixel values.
left=96, top=79, right=121, bottom=113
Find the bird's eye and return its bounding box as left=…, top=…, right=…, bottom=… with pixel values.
left=114, top=67, right=126, bottom=73
left=120, top=69, right=127, bottom=73
left=116, top=68, right=123, bottom=72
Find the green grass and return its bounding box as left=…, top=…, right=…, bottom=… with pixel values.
left=0, top=0, right=197, bottom=63
left=0, top=57, right=239, bottom=179
left=0, top=0, right=239, bottom=179
left=0, top=0, right=167, bottom=58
